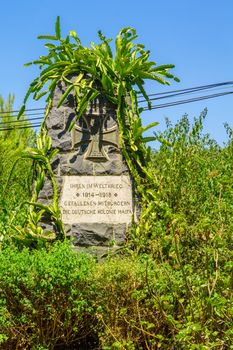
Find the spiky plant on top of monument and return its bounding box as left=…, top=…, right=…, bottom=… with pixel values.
left=19, top=17, right=179, bottom=244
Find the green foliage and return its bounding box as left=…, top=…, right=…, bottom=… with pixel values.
left=0, top=242, right=232, bottom=349
left=95, top=255, right=233, bottom=349
left=0, top=95, right=35, bottom=236
left=10, top=130, right=65, bottom=246
left=21, top=16, right=179, bottom=121
left=123, top=110, right=233, bottom=348
left=0, top=242, right=97, bottom=349
left=129, top=109, right=233, bottom=252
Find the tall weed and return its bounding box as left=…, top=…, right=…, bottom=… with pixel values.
left=0, top=95, right=35, bottom=236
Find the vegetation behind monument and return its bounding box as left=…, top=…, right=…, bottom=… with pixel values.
left=0, top=95, right=35, bottom=236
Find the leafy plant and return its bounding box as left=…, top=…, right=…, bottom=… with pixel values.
left=0, top=95, right=35, bottom=237
left=0, top=242, right=97, bottom=349
left=5, top=130, right=65, bottom=247
left=0, top=243, right=232, bottom=349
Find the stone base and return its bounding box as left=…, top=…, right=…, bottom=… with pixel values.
left=65, top=222, right=127, bottom=247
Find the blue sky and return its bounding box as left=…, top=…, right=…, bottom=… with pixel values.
left=0, top=0, right=233, bottom=145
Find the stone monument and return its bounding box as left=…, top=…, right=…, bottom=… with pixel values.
left=38, top=81, right=135, bottom=253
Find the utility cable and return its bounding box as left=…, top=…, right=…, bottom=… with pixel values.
left=0, top=81, right=232, bottom=115
left=0, top=116, right=43, bottom=126
left=0, top=81, right=233, bottom=129
left=0, top=107, right=45, bottom=115
left=0, top=112, right=45, bottom=119
left=0, top=123, right=41, bottom=131
left=138, top=81, right=233, bottom=98
left=142, top=91, right=233, bottom=111
left=138, top=86, right=233, bottom=103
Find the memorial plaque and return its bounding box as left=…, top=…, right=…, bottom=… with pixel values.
left=60, top=175, right=133, bottom=224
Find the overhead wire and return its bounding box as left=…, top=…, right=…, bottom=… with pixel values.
left=0, top=81, right=233, bottom=130
left=0, top=116, right=44, bottom=126
left=0, top=107, right=44, bottom=130
left=0, top=117, right=43, bottom=125
left=0, top=107, right=45, bottom=115
left=138, top=85, right=233, bottom=103
left=138, top=81, right=233, bottom=99
left=0, top=123, right=42, bottom=131
left=0, top=112, right=44, bottom=118
left=142, top=91, right=233, bottom=111
left=0, top=107, right=45, bottom=130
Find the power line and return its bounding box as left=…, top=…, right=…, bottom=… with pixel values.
left=138, top=85, right=233, bottom=103
left=0, top=111, right=45, bottom=119
left=0, top=107, right=45, bottom=115
left=0, top=81, right=233, bottom=115
left=138, top=81, right=233, bottom=99
left=0, top=123, right=41, bottom=132
left=0, top=116, right=43, bottom=126
left=1, top=89, right=232, bottom=129
left=0, top=80, right=232, bottom=130
left=142, top=91, right=233, bottom=111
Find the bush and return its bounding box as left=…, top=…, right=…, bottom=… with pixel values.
left=0, top=242, right=97, bottom=349
left=0, top=241, right=232, bottom=349
left=131, top=110, right=233, bottom=256
left=94, top=255, right=233, bottom=349
left=153, top=109, right=233, bottom=229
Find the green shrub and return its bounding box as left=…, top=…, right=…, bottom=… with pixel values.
left=153, top=109, right=233, bottom=229
left=0, top=242, right=97, bottom=349
left=130, top=110, right=233, bottom=256
left=0, top=242, right=232, bottom=349
left=94, top=255, right=233, bottom=349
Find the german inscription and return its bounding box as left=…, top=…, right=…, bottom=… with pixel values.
left=60, top=175, right=133, bottom=224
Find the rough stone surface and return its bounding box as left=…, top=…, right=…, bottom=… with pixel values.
left=71, top=223, right=114, bottom=246
left=68, top=223, right=127, bottom=247
left=37, top=80, right=135, bottom=254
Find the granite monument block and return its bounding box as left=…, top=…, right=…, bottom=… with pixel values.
left=38, top=81, right=135, bottom=251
